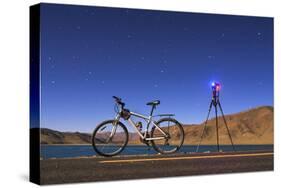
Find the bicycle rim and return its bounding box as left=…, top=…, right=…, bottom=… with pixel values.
left=151, top=118, right=184, bottom=154
left=92, top=120, right=128, bottom=156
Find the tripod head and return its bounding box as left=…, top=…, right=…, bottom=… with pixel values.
left=211, top=82, right=221, bottom=100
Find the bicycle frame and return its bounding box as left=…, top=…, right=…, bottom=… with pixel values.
left=113, top=111, right=168, bottom=141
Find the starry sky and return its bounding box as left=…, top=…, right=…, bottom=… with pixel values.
left=39, top=3, right=273, bottom=132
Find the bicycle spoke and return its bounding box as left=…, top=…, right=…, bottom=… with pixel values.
left=151, top=118, right=184, bottom=154
left=92, top=120, right=128, bottom=156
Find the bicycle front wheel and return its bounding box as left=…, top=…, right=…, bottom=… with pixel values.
left=151, top=118, right=184, bottom=154
left=92, top=120, right=128, bottom=157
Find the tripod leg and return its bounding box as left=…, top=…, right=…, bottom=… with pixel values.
left=218, top=101, right=236, bottom=152
left=215, top=104, right=220, bottom=152
left=196, top=100, right=213, bottom=152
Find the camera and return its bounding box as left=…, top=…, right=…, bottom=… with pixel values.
left=211, top=82, right=221, bottom=92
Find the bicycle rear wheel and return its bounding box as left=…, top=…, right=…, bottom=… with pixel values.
left=92, top=120, right=128, bottom=157
left=151, top=118, right=184, bottom=154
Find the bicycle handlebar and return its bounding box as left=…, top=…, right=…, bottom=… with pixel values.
left=112, top=96, right=125, bottom=108
left=113, top=96, right=121, bottom=101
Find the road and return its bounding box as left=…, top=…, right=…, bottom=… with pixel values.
left=40, top=150, right=273, bottom=184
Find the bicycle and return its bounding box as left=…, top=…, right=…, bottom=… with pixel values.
left=92, top=96, right=184, bottom=157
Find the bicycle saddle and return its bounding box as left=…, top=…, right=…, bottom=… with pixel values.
left=146, top=100, right=160, bottom=106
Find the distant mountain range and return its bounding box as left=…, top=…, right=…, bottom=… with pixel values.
left=40, top=106, right=273, bottom=145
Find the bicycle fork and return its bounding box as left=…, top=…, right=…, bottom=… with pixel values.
left=106, top=114, right=121, bottom=143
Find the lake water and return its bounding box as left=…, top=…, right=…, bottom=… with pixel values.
left=40, top=145, right=273, bottom=159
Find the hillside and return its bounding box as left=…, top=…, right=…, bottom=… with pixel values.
left=40, top=129, right=92, bottom=144
left=183, top=106, right=273, bottom=145
left=40, top=106, right=273, bottom=145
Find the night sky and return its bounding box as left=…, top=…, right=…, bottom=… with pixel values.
left=40, top=3, right=273, bottom=132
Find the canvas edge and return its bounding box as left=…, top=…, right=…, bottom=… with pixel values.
left=29, top=3, right=41, bottom=185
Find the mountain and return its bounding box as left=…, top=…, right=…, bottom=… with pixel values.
left=40, top=129, right=91, bottom=144
left=40, top=106, right=273, bottom=145
left=183, top=106, right=273, bottom=145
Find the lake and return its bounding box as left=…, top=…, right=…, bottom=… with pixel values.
left=40, top=144, right=273, bottom=159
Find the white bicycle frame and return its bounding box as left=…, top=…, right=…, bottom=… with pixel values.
left=113, top=111, right=168, bottom=141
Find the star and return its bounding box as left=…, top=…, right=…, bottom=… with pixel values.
left=154, top=84, right=158, bottom=88
left=257, top=81, right=263, bottom=86
left=221, top=33, right=225, bottom=37
left=101, top=80, right=105, bottom=84
left=257, top=32, right=263, bottom=40
left=48, top=56, right=52, bottom=61
left=76, top=26, right=81, bottom=30
left=72, top=55, right=80, bottom=60
left=127, top=34, right=132, bottom=39
left=85, top=72, right=93, bottom=80
left=51, top=80, right=56, bottom=84
left=160, top=70, right=164, bottom=73
left=208, top=55, right=215, bottom=59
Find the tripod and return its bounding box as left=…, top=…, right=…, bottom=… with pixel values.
left=196, top=83, right=235, bottom=152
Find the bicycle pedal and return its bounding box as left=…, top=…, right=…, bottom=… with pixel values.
left=140, top=138, right=150, bottom=146
left=144, top=141, right=150, bottom=147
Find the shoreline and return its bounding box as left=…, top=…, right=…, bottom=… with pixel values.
left=41, top=149, right=274, bottom=161
left=40, top=144, right=273, bottom=160
left=41, top=143, right=274, bottom=146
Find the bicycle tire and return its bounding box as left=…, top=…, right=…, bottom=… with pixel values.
left=92, top=120, right=128, bottom=157
left=151, top=118, right=184, bottom=154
